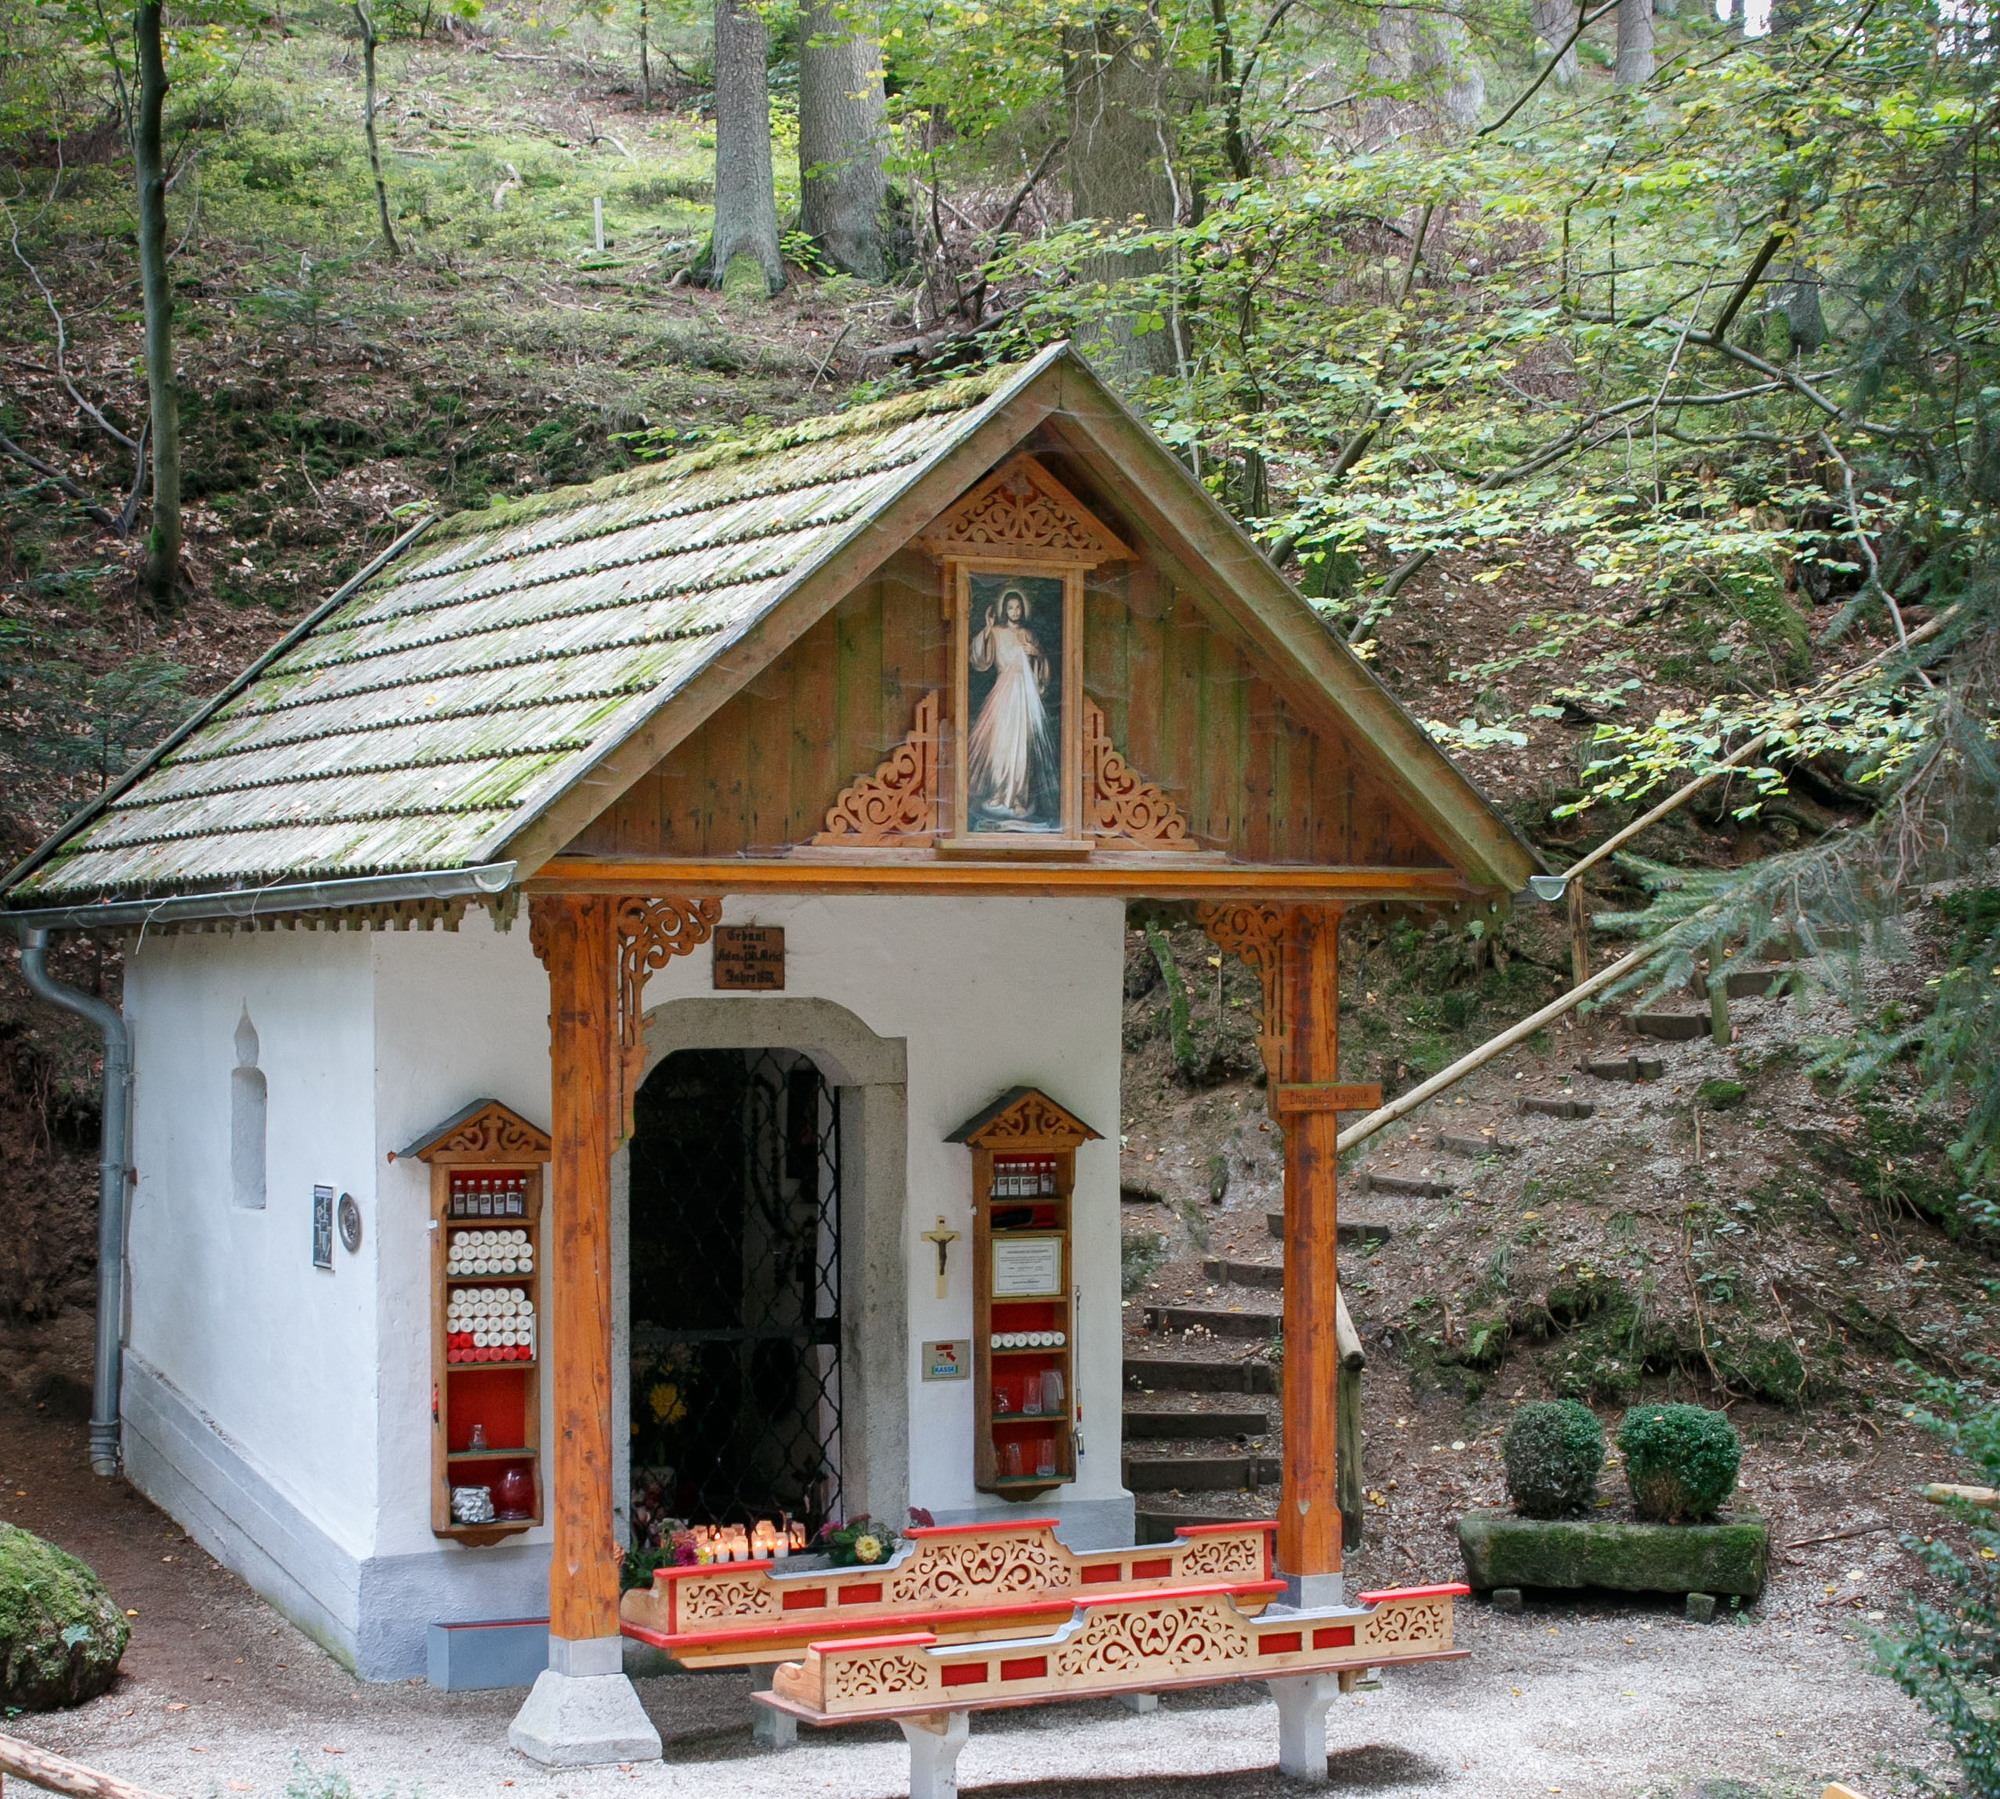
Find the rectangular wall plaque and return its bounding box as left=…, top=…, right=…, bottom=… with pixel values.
left=312, top=1185, right=335, bottom=1270
left=713, top=925, right=785, bottom=991
left=921, top=1340, right=970, bottom=1381
left=991, top=1235, right=1064, bottom=1298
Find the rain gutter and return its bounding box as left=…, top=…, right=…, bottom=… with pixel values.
left=2, top=861, right=519, bottom=935
left=17, top=928, right=131, bottom=1475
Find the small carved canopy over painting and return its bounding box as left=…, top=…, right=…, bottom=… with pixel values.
left=945, top=1086, right=1103, bottom=1151
left=397, top=1098, right=553, bottom=1165
left=921, top=454, right=1132, bottom=568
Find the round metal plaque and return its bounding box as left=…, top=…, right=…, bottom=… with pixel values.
left=337, top=1192, right=363, bottom=1253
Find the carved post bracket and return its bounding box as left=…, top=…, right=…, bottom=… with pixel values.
left=1197, top=902, right=1293, bottom=1084
left=528, top=894, right=721, bottom=1145
left=615, top=897, right=721, bottom=1139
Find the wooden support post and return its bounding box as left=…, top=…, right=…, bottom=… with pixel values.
left=1708, top=933, right=1731, bottom=1048
left=1278, top=904, right=1342, bottom=1584
left=536, top=894, right=623, bottom=1649
left=1569, top=878, right=1590, bottom=991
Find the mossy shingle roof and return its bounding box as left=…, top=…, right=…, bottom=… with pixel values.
left=9, top=360, right=1032, bottom=902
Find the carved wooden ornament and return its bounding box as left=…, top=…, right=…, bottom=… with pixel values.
left=398, top=1098, right=553, bottom=1166
left=1198, top=902, right=1293, bottom=1080
left=1082, top=700, right=1192, bottom=847
left=767, top=1583, right=1463, bottom=1718
left=946, top=1086, right=1103, bottom=1152
left=616, top=897, right=721, bottom=1137
left=814, top=692, right=940, bottom=846
left=924, top=455, right=1131, bottom=567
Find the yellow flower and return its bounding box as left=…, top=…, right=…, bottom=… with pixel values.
left=853, top=1533, right=885, bottom=1564
left=648, top=1381, right=686, bottom=1425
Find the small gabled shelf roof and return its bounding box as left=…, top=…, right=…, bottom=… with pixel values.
left=946, top=1087, right=1103, bottom=1151
left=396, top=1098, right=552, bottom=1165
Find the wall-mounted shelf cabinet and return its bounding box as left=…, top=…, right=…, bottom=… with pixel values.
left=946, top=1088, right=1102, bottom=1501
left=398, top=1099, right=553, bottom=1547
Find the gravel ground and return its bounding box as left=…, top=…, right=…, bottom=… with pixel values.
left=1, top=1374, right=1949, bottom=1799
left=7, top=1590, right=1946, bottom=1799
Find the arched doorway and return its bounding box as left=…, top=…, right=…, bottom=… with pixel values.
left=627, top=1049, right=842, bottom=1537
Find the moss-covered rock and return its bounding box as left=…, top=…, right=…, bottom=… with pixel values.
left=1694, top=1078, right=1748, bottom=1111
left=1457, top=1509, right=1768, bottom=1599
left=0, top=1523, right=130, bottom=1709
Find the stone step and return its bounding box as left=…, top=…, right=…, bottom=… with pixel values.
left=1583, top=1054, right=1666, bottom=1081
left=1143, top=1305, right=1281, bottom=1339
left=1630, top=1012, right=1707, bottom=1042
left=1436, top=1131, right=1521, bottom=1159
left=1265, top=1213, right=1393, bottom=1244
left=1202, top=1257, right=1283, bottom=1290
left=1122, top=1408, right=1267, bottom=1440
left=1715, top=968, right=1792, bottom=1000
left=1123, top=1357, right=1276, bottom=1394
left=1135, top=1507, right=1273, bottom=1544
left=1517, top=1094, right=1596, bottom=1119
left=1358, top=1169, right=1454, bottom=1199
left=1122, top=1454, right=1280, bottom=1492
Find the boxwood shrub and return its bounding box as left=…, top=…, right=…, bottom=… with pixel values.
left=1617, top=1403, right=1741, bottom=1521
left=1503, top=1399, right=1605, bottom=1518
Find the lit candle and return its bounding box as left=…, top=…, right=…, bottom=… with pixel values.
left=789, top=1519, right=808, bottom=1552
left=775, top=1515, right=791, bottom=1561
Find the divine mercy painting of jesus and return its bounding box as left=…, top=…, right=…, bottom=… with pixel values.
left=963, top=572, right=1066, bottom=833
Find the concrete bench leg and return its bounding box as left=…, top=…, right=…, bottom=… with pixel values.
left=1267, top=1673, right=1341, bottom=1781
left=749, top=1665, right=797, bottom=1751
left=1118, top=1692, right=1159, bottom=1713
left=898, top=1708, right=970, bottom=1799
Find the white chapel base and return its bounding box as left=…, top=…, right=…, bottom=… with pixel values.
left=509, top=1640, right=662, bottom=1767
left=1268, top=1672, right=1342, bottom=1782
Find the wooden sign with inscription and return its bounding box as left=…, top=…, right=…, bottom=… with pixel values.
left=713, top=925, right=785, bottom=990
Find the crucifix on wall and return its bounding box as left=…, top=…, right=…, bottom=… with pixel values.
left=921, top=1215, right=960, bottom=1300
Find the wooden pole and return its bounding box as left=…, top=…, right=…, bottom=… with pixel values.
left=1278, top=904, right=1342, bottom=1581
left=540, top=894, right=622, bottom=1647
left=1568, top=877, right=1590, bottom=990
left=1708, top=933, right=1731, bottom=1047
left=0, top=1732, right=171, bottom=1799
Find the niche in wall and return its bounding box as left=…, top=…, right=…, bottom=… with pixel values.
left=231, top=1008, right=267, bottom=1211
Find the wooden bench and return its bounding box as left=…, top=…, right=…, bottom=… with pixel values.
left=620, top=1517, right=1277, bottom=1668
left=755, top=1580, right=1470, bottom=1797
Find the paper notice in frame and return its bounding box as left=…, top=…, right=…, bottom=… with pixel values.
left=312, top=1185, right=335, bottom=1270
left=990, top=1234, right=1063, bottom=1298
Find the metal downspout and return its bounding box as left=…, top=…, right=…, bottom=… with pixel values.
left=17, top=926, right=130, bottom=1475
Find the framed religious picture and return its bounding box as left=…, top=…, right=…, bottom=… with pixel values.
left=951, top=566, right=1081, bottom=842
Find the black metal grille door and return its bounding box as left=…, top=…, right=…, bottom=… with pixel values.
left=628, top=1049, right=842, bottom=1533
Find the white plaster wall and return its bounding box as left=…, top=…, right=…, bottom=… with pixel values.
left=121, top=892, right=1128, bottom=1663
left=123, top=928, right=381, bottom=1562
left=369, top=915, right=555, bottom=1562
left=629, top=895, right=1129, bottom=1524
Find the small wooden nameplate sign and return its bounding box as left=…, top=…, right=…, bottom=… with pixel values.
left=713, top=925, right=785, bottom=991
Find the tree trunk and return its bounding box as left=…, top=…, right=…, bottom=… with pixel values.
left=1064, top=15, right=1179, bottom=381
left=798, top=1, right=887, bottom=279
left=1366, top=4, right=1483, bottom=133
left=638, top=0, right=651, bottom=110
left=355, top=2, right=401, bottom=259
left=1615, top=0, right=1656, bottom=83
left=133, top=0, right=180, bottom=608
left=1532, top=0, right=1580, bottom=84
left=711, top=0, right=782, bottom=294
